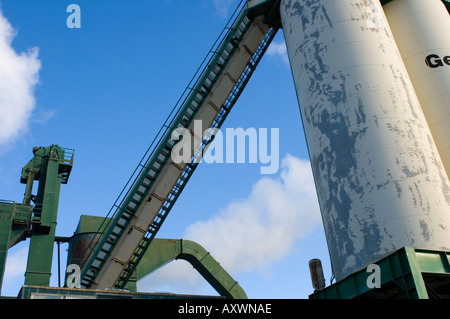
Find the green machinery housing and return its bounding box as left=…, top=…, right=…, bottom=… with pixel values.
left=0, top=145, right=74, bottom=290
left=0, top=145, right=246, bottom=299
left=66, top=215, right=246, bottom=299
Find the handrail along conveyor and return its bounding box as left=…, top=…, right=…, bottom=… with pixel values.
left=79, top=0, right=280, bottom=290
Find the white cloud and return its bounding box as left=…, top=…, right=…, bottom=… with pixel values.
left=2, top=246, right=28, bottom=295
left=31, top=108, right=56, bottom=125
left=267, top=40, right=289, bottom=66
left=139, top=154, right=321, bottom=294
left=0, top=9, right=41, bottom=147
left=138, top=260, right=213, bottom=295
left=185, top=154, right=321, bottom=272
left=212, top=0, right=236, bottom=18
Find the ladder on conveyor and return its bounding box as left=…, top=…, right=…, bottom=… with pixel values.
left=80, top=0, right=279, bottom=290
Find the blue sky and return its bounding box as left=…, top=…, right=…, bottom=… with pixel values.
left=0, top=0, right=332, bottom=298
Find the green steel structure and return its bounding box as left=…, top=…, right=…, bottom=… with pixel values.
left=0, top=146, right=247, bottom=299
left=22, top=146, right=74, bottom=287
left=309, top=247, right=450, bottom=299
left=135, top=239, right=247, bottom=299
left=1, top=0, right=450, bottom=299
left=67, top=215, right=247, bottom=299
left=0, top=201, right=33, bottom=293
left=77, top=0, right=450, bottom=293
left=0, top=145, right=73, bottom=291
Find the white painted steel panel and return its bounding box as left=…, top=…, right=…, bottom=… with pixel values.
left=152, top=161, right=183, bottom=200
left=187, top=103, right=219, bottom=137
left=226, top=49, right=252, bottom=82
left=209, top=74, right=236, bottom=107
left=113, top=228, right=145, bottom=266
left=95, top=262, right=126, bottom=290
left=94, top=197, right=163, bottom=289
left=132, top=196, right=165, bottom=231
left=242, top=19, right=267, bottom=53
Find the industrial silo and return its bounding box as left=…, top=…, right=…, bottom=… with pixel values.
left=66, top=216, right=105, bottom=273
left=280, top=0, right=450, bottom=282
left=383, top=0, right=450, bottom=179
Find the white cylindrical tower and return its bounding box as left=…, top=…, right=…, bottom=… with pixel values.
left=281, top=0, right=450, bottom=281
left=383, top=0, right=450, bottom=179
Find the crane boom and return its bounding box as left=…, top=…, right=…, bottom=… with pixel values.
left=80, top=0, right=280, bottom=290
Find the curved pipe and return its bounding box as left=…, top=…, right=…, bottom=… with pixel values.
left=135, top=238, right=247, bottom=299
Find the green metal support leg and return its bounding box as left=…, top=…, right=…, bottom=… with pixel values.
left=403, top=247, right=429, bottom=299
left=24, top=150, right=63, bottom=287
left=24, top=232, right=57, bottom=287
